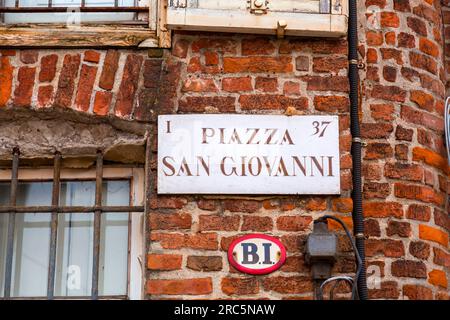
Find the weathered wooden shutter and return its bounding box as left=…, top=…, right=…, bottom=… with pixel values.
left=166, top=0, right=347, bottom=37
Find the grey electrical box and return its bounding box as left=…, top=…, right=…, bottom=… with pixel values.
left=305, top=221, right=338, bottom=279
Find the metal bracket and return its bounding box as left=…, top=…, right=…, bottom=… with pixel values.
left=248, top=0, right=269, bottom=15
left=277, top=20, right=287, bottom=39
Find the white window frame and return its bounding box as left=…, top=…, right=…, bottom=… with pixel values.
left=0, top=166, right=145, bottom=300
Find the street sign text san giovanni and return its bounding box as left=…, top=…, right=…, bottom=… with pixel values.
left=157, top=115, right=340, bottom=195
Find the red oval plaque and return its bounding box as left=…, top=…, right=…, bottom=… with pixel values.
left=228, top=234, right=286, bottom=275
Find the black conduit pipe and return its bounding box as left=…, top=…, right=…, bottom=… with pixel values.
left=348, top=0, right=369, bottom=300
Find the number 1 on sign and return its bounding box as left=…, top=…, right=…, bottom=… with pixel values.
left=312, top=121, right=331, bottom=138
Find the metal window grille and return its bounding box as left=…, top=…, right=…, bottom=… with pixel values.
left=0, top=148, right=146, bottom=300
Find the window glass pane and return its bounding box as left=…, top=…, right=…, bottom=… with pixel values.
left=11, top=182, right=52, bottom=297
left=55, top=180, right=130, bottom=297
left=0, top=183, right=8, bottom=298
left=2, top=0, right=144, bottom=24
left=99, top=180, right=130, bottom=296
left=55, top=181, right=95, bottom=297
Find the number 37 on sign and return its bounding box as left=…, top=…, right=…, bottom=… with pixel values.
left=157, top=114, right=341, bottom=195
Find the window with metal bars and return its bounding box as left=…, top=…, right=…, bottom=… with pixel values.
left=0, top=0, right=151, bottom=24
left=0, top=149, right=146, bottom=299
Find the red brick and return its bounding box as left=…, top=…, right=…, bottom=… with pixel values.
left=331, top=198, right=352, bottom=213
left=384, top=162, right=423, bottom=181
left=413, top=147, right=448, bottom=173
left=393, top=0, right=411, bottom=12
left=383, top=66, right=397, bottom=82
left=370, top=103, right=394, bottom=121
left=398, top=32, right=416, bottom=48
left=385, top=32, right=396, bottom=45
left=182, top=77, right=218, bottom=92
left=255, top=77, right=278, bottom=92
left=382, top=49, right=404, bottom=64
left=222, top=278, right=259, bottom=295
left=386, top=220, right=412, bottom=237
left=410, top=52, right=437, bottom=74
left=222, top=77, right=252, bottom=92
left=147, top=278, right=212, bottom=295
left=0, top=57, right=13, bottom=107
left=114, top=54, right=143, bottom=117
left=410, top=90, right=435, bottom=112
left=391, top=260, right=427, bottom=278
left=143, top=59, right=162, bottom=89
left=84, top=50, right=100, bottom=63
left=361, top=123, right=394, bottom=139
left=179, top=96, right=235, bottom=113
left=305, top=197, right=327, bottom=211
left=413, top=4, right=440, bottom=25
left=428, top=269, right=447, bottom=288
left=223, top=199, right=261, bottom=213
left=276, top=216, right=312, bottom=231
left=204, top=51, right=219, bottom=66
left=419, top=38, right=439, bottom=58
left=301, top=76, right=349, bottom=92
left=187, top=256, right=223, bottom=272
left=433, top=247, right=450, bottom=267
left=314, top=95, right=349, bottom=113
left=150, top=213, right=192, bottom=230
left=151, top=196, right=186, bottom=210
left=54, top=54, right=81, bottom=108
left=419, top=224, right=448, bottom=246
left=295, top=56, right=309, bottom=71
left=196, top=199, right=217, bottom=211
left=407, top=17, right=427, bottom=36
left=241, top=216, right=273, bottom=232
left=74, top=64, right=97, bottom=112
left=199, top=215, right=240, bottom=231
left=363, top=202, right=403, bottom=218
left=99, top=50, right=120, bottom=90
left=365, top=219, right=381, bottom=237
left=20, top=50, right=38, bottom=64
left=366, top=48, right=378, bottom=63
left=370, top=85, right=406, bottom=102
left=369, top=281, right=400, bottom=299
left=364, top=182, right=391, bottom=199
left=281, top=255, right=308, bottom=273
left=365, top=143, right=393, bottom=160
left=434, top=209, right=450, bottom=231
left=395, top=125, right=413, bottom=142
left=242, top=38, right=275, bottom=55
left=223, top=56, right=292, bottom=73
left=147, top=254, right=182, bottom=270
left=312, top=56, right=347, bottom=74
left=39, top=54, right=58, bottom=82
left=380, top=12, right=400, bottom=28
left=283, top=81, right=301, bottom=95
left=191, top=38, right=237, bottom=54
left=365, top=239, right=405, bottom=257
left=150, top=232, right=218, bottom=250
left=37, top=85, right=53, bottom=108
left=402, top=285, right=433, bottom=300
left=407, top=204, right=431, bottom=221
left=239, top=95, right=308, bottom=111
left=0, top=49, right=15, bottom=56
left=93, top=91, right=112, bottom=116
left=14, top=67, right=36, bottom=107
left=409, top=241, right=430, bottom=260
left=401, top=105, right=444, bottom=132
left=262, top=277, right=313, bottom=294
left=395, top=183, right=445, bottom=206
left=366, top=31, right=384, bottom=46
left=172, top=39, right=189, bottom=58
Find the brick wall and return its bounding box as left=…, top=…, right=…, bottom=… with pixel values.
left=0, top=0, right=448, bottom=300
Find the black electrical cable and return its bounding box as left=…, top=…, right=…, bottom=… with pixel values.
left=348, top=0, right=369, bottom=300
left=317, top=215, right=362, bottom=300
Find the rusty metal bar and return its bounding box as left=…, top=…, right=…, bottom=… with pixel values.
left=3, top=148, right=19, bottom=299
left=0, top=206, right=143, bottom=213
left=47, top=152, right=61, bottom=299
left=91, top=151, right=103, bottom=299
left=0, top=7, right=149, bottom=13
